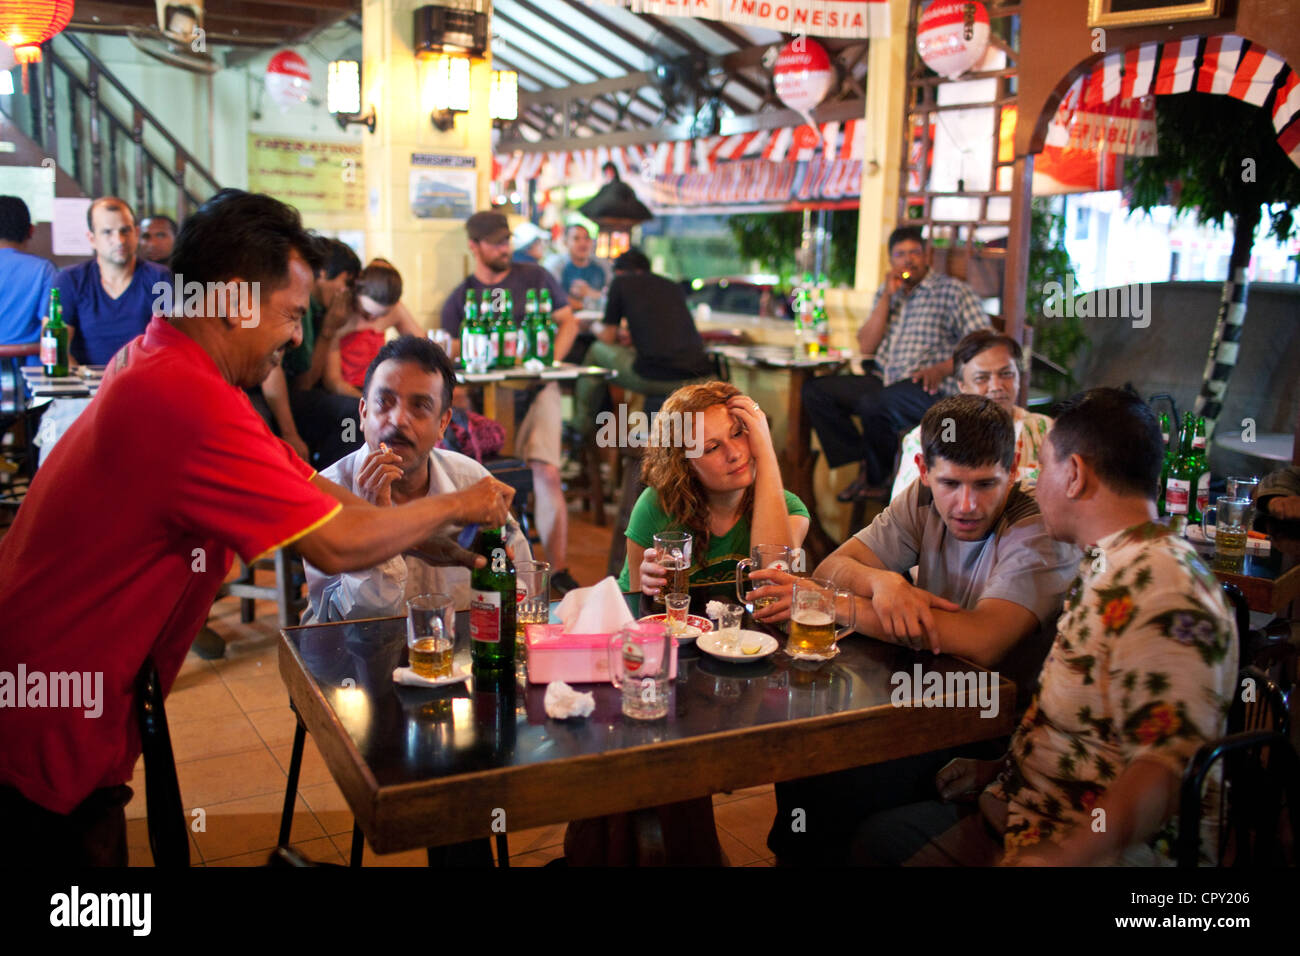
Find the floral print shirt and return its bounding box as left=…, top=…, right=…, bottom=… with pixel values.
left=984, top=521, right=1236, bottom=864
left=891, top=408, right=1053, bottom=502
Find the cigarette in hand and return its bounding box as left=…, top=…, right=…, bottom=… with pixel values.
left=380, top=442, right=390, bottom=454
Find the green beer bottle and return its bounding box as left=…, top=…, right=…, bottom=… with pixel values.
left=41, top=288, right=70, bottom=377
left=812, top=277, right=830, bottom=356
left=1164, top=414, right=1196, bottom=521
left=1191, top=416, right=1210, bottom=519
left=1156, top=412, right=1171, bottom=516
left=523, top=289, right=539, bottom=362
left=460, top=289, right=478, bottom=371
left=539, top=289, right=557, bottom=366
left=469, top=526, right=516, bottom=672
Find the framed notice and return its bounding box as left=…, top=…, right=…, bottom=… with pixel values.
left=1088, top=0, right=1222, bottom=28
left=409, top=153, right=476, bottom=220
left=247, top=136, right=365, bottom=215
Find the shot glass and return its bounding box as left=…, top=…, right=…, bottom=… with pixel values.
left=664, top=592, right=691, bottom=637
left=714, top=602, right=744, bottom=653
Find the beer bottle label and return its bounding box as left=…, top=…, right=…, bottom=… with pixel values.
left=1165, top=478, right=1191, bottom=514
left=40, top=333, right=58, bottom=367
left=1196, top=473, right=1210, bottom=514
left=470, top=589, right=501, bottom=643
left=536, top=330, right=550, bottom=358
left=1192, top=436, right=1206, bottom=451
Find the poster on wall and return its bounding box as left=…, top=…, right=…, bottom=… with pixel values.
left=409, top=153, right=476, bottom=220
left=246, top=135, right=365, bottom=216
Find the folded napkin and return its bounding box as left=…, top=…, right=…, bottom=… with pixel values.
left=544, top=680, right=596, bottom=719
left=392, top=666, right=469, bottom=687
left=554, top=576, right=635, bottom=634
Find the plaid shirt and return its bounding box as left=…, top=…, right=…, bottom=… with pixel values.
left=872, top=271, right=989, bottom=393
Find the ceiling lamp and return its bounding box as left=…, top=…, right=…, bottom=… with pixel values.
left=0, top=0, right=75, bottom=94
left=424, top=52, right=470, bottom=132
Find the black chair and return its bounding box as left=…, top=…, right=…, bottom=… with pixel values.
left=1221, top=581, right=1294, bottom=680
left=1176, top=729, right=1300, bottom=867
left=134, top=658, right=190, bottom=867
left=484, top=455, right=536, bottom=542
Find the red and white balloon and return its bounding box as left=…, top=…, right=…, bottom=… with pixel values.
left=773, top=38, right=835, bottom=114
left=265, top=50, right=312, bottom=111
left=917, top=1, right=991, bottom=80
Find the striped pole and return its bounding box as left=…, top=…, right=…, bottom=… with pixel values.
left=1191, top=264, right=1249, bottom=439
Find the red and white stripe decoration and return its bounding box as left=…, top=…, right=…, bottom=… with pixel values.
left=1068, top=34, right=1300, bottom=169
left=587, top=0, right=889, bottom=40
left=493, top=119, right=866, bottom=184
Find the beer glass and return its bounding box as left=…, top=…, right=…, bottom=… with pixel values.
left=735, top=544, right=794, bottom=614
left=1225, top=476, right=1260, bottom=528
left=407, top=593, right=455, bottom=679
left=787, top=578, right=856, bottom=661
left=652, top=531, right=692, bottom=605
left=514, top=560, right=550, bottom=668
left=1202, top=496, right=1252, bottom=569
left=607, top=621, right=673, bottom=720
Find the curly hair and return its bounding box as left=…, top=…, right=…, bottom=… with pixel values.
left=642, top=381, right=757, bottom=568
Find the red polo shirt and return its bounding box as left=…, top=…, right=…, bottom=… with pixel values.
left=0, top=316, right=341, bottom=813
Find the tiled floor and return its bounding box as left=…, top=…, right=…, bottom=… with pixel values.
left=126, top=504, right=777, bottom=867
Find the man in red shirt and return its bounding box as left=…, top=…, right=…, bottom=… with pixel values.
left=0, top=190, right=514, bottom=865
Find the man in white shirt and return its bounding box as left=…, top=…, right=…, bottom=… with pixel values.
left=305, top=335, right=530, bottom=621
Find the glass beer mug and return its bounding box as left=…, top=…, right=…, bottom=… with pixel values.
left=1203, top=496, right=1252, bottom=569
left=787, top=578, right=856, bottom=661
left=607, top=621, right=673, bottom=720
left=735, top=544, right=795, bottom=614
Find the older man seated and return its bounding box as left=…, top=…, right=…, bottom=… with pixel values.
left=304, top=336, right=530, bottom=621
left=759, top=394, right=1079, bottom=865
left=892, top=329, right=1052, bottom=499
left=855, top=388, right=1237, bottom=865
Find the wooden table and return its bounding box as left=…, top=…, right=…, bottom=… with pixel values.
left=707, top=344, right=849, bottom=564
left=458, top=363, right=614, bottom=457
left=276, top=597, right=1013, bottom=858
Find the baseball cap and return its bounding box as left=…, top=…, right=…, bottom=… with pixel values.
left=466, top=210, right=510, bottom=243
left=512, top=221, right=548, bottom=249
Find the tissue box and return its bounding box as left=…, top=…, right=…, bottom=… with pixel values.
left=525, top=624, right=678, bottom=684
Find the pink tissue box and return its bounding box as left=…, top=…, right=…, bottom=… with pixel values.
left=525, top=624, right=678, bottom=685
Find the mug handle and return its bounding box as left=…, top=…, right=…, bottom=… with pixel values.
left=1201, top=506, right=1217, bottom=541
left=607, top=633, right=625, bottom=689
left=833, top=588, right=857, bottom=641
left=735, top=558, right=754, bottom=610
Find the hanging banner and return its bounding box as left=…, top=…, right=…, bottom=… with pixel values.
left=587, top=0, right=888, bottom=39
left=649, top=155, right=863, bottom=212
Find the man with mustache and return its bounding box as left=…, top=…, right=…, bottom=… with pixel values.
left=0, top=191, right=514, bottom=865
left=304, top=335, right=530, bottom=620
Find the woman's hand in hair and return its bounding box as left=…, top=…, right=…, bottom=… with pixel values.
left=726, top=394, right=775, bottom=460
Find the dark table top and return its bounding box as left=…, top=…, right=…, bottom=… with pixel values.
left=278, top=593, right=1014, bottom=852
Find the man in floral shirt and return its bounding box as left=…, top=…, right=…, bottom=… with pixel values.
left=856, top=388, right=1236, bottom=865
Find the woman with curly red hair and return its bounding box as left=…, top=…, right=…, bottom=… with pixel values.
left=618, top=380, right=809, bottom=614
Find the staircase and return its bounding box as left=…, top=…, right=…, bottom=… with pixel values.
left=1, top=33, right=221, bottom=222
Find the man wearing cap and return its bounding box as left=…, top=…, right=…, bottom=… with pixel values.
left=439, top=210, right=583, bottom=595
left=511, top=221, right=548, bottom=266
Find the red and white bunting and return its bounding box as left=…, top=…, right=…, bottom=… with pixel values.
left=1065, top=33, right=1300, bottom=170
left=586, top=0, right=888, bottom=40
left=492, top=119, right=867, bottom=184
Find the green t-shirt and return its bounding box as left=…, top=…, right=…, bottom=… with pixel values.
left=282, top=296, right=323, bottom=381
left=617, top=487, right=810, bottom=599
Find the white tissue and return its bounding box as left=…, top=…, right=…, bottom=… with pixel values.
left=544, top=680, right=595, bottom=719
left=392, top=666, right=468, bottom=687
left=554, top=576, right=635, bottom=634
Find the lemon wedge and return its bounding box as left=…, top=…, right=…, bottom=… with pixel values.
left=741, top=640, right=763, bottom=655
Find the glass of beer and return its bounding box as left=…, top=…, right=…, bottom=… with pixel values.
left=1203, top=496, right=1252, bottom=570
left=652, top=531, right=692, bottom=605
left=515, top=560, right=551, bottom=669
left=407, top=593, right=455, bottom=679
left=787, top=578, right=856, bottom=661
left=735, top=544, right=794, bottom=613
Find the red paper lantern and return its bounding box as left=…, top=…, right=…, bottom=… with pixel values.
left=0, top=0, right=75, bottom=93
left=916, top=1, right=990, bottom=80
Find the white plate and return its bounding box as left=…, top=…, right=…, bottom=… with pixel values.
left=696, top=630, right=779, bottom=662
left=392, top=665, right=470, bottom=688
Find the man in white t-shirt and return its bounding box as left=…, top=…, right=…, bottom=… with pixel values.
left=304, top=335, right=529, bottom=621
left=891, top=329, right=1052, bottom=500
left=766, top=394, right=1079, bottom=865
